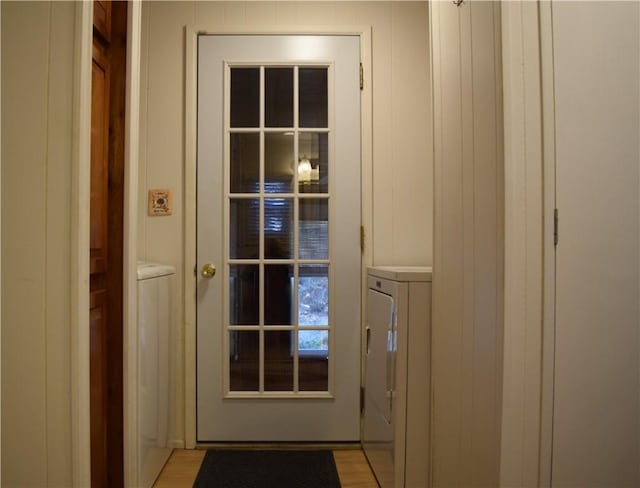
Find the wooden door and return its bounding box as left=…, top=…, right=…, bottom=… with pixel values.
left=90, top=1, right=127, bottom=486
left=90, top=5, right=111, bottom=482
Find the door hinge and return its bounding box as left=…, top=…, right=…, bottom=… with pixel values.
left=554, top=208, right=559, bottom=246
left=360, top=386, right=365, bottom=414
left=360, top=225, right=365, bottom=253
left=359, top=63, right=364, bottom=90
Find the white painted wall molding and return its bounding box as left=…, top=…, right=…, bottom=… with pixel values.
left=499, top=2, right=545, bottom=487
left=537, top=2, right=557, bottom=484
left=71, top=2, right=93, bottom=486
left=430, top=1, right=504, bottom=485
left=184, top=23, right=198, bottom=450
left=123, top=1, right=143, bottom=486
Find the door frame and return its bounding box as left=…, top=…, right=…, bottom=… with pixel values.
left=184, top=25, right=373, bottom=448
left=71, top=4, right=93, bottom=484
left=71, top=2, right=142, bottom=485
left=122, top=3, right=143, bottom=486
left=499, top=2, right=556, bottom=486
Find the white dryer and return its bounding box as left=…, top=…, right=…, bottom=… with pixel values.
left=363, top=266, right=432, bottom=488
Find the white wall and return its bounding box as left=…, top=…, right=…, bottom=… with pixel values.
left=1, top=2, right=77, bottom=486
left=139, top=1, right=432, bottom=266
left=138, top=0, right=433, bottom=446
left=430, top=1, right=504, bottom=486
left=500, top=1, right=640, bottom=486
left=551, top=2, right=639, bottom=485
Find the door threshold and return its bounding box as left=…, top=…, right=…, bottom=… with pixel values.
left=194, top=441, right=362, bottom=451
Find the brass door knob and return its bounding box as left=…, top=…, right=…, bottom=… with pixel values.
left=201, top=263, right=216, bottom=278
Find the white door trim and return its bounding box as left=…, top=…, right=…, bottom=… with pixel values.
left=123, top=2, right=143, bottom=486
left=70, top=2, right=143, bottom=485
left=538, top=2, right=557, bottom=483
left=499, top=2, right=556, bottom=486
left=184, top=25, right=372, bottom=448
left=70, top=3, right=93, bottom=485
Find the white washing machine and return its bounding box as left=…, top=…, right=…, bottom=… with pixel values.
left=363, top=266, right=432, bottom=488
left=136, top=262, right=175, bottom=488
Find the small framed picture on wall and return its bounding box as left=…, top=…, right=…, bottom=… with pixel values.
left=148, top=189, right=173, bottom=216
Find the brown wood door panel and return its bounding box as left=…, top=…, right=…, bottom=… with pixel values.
left=89, top=288, right=108, bottom=485
left=90, top=31, right=111, bottom=487
left=90, top=1, right=126, bottom=486
left=90, top=42, right=109, bottom=276
left=93, top=0, right=111, bottom=43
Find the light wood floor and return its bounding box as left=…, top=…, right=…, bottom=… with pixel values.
left=153, top=448, right=379, bottom=488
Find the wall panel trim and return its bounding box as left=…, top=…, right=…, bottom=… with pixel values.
left=499, top=2, right=546, bottom=486
left=71, top=2, right=92, bottom=485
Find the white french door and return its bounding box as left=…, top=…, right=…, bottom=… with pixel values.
left=196, top=35, right=361, bottom=441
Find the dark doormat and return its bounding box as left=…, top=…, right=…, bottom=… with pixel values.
left=193, top=449, right=342, bottom=488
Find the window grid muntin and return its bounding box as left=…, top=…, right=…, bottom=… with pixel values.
left=224, top=62, right=333, bottom=397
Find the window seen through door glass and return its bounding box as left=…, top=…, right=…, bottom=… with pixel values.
left=265, top=133, right=294, bottom=193
left=264, top=198, right=293, bottom=258
left=299, top=199, right=328, bottom=259
left=298, top=264, right=329, bottom=326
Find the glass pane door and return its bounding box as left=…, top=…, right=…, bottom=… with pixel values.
left=197, top=34, right=361, bottom=442
left=226, top=64, right=332, bottom=396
